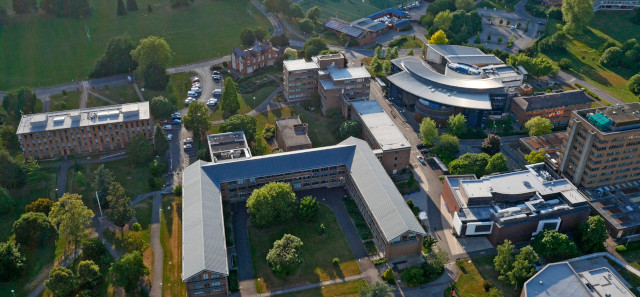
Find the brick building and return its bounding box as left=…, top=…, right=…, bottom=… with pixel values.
left=511, top=90, right=593, bottom=128
left=275, top=116, right=312, bottom=152
left=16, top=102, right=152, bottom=159
left=230, top=41, right=279, bottom=76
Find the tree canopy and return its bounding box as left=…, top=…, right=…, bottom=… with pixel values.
left=303, top=37, right=328, bottom=60
left=339, top=120, right=362, bottom=139
left=532, top=229, right=578, bottom=261
left=505, top=246, right=538, bottom=290
left=289, top=3, right=304, bottom=19
left=141, top=61, right=169, bottom=91
left=221, top=77, right=240, bottom=114
left=562, top=0, right=594, bottom=32
left=48, top=193, right=94, bottom=249
left=183, top=101, right=211, bottom=141
left=507, top=54, right=553, bottom=77
left=481, top=134, right=501, bottom=155
left=219, top=114, right=258, bottom=143
left=305, top=6, right=321, bottom=22
left=433, top=10, right=453, bottom=31
left=429, top=30, right=449, bottom=44
left=12, top=212, right=56, bottom=247
left=0, top=241, right=25, bottom=281
left=494, top=240, right=515, bottom=277
left=447, top=114, right=467, bottom=137
left=266, top=234, right=304, bottom=277
left=2, top=86, right=37, bottom=125
left=25, top=198, right=54, bottom=215
left=525, top=116, right=553, bottom=136
left=105, top=183, right=135, bottom=232
left=298, top=196, right=319, bottom=221
left=247, top=182, right=297, bottom=228
left=600, top=46, right=624, bottom=67
left=125, top=134, right=153, bottom=166
left=576, top=216, right=608, bottom=253
left=109, top=251, right=149, bottom=292
left=433, top=134, right=459, bottom=161
left=45, top=266, right=77, bottom=297
left=525, top=150, right=546, bottom=164
left=0, top=151, right=25, bottom=189
left=77, top=260, right=101, bottom=288
left=89, top=34, right=137, bottom=78
left=455, top=0, right=474, bottom=11
left=0, top=187, right=15, bottom=213
left=153, top=123, right=170, bottom=155
left=131, top=36, right=172, bottom=71
left=420, top=117, right=438, bottom=146
left=449, top=153, right=490, bottom=177
left=360, top=281, right=392, bottom=297
left=486, top=153, right=509, bottom=174
left=91, top=164, right=115, bottom=207
left=240, top=28, right=256, bottom=47
left=628, top=74, right=640, bottom=96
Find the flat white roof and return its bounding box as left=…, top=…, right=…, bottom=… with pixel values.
left=283, top=59, right=319, bottom=71
left=17, top=102, right=150, bottom=134
left=351, top=100, right=410, bottom=151
left=328, top=66, right=371, bottom=80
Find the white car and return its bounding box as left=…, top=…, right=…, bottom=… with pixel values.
left=167, top=133, right=173, bottom=141
left=191, top=87, right=202, bottom=93
left=184, top=97, right=196, bottom=105
left=212, top=74, right=222, bottom=80
left=207, top=98, right=218, bottom=106
left=183, top=143, right=193, bottom=149
left=184, top=138, right=193, bottom=144
left=192, top=77, right=200, bottom=83
left=192, top=82, right=201, bottom=88
left=162, top=125, right=172, bottom=130
left=212, top=89, right=222, bottom=96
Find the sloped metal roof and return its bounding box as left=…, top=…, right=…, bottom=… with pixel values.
left=325, top=18, right=364, bottom=38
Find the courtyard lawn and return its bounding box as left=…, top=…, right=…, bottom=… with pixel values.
left=49, top=90, right=82, bottom=111
left=86, top=94, right=110, bottom=108
left=207, top=84, right=279, bottom=122
left=249, top=204, right=361, bottom=293
left=388, top=36, right=425, bottom=49
left=240, top=83, right=279, bottom=110
left=619, top=241, right=640, bottom=267
left=470, top=255, right=519, bottom=297
left=0, top=0, right=269, bottom=90
left=161, top=195, right=185, bottom=297
left=133, top=198, right=154, bottom=229
left=279, top=279, right=367, bottom=297
left=92, top=85, right=140, bottom=105
left=296, top=108, right=341, bottom=148
left=444, top=260, right=489, bottom=297
left=341, top=198, right=373, bottom=240
left=298, top=0, right=407, bottom=22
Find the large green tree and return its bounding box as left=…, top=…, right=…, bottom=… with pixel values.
left=25, top=198, right=54, bottom=215
left=247, top=182, right=297, bottom=228
left=125, top=134, right=153, bottom=166
left=130, top=36, right=172, bottom=72
left=486, top=153, right=509, bottom=174
left=455, top=0, right=474, bottom=11
left=219, top=114, right=258, bottom=143
left=507, top=54, right=553, bottom=77
left=45, top=266, right=77, bottom=297
left=562, top=0, right=594, bottom=32
left=481, top=134, right=501, bottom=155
left=77, top=260, right=101, bottom=288
left=240, top=28, right=256, bottom=47
left=429, top=30, right=449, bottom=44
left=494, top=239, right=515, bottom=277
left=447, top=114, right=467, bottom=137
left=525, top=150, right=546, bottom=164
left=89, top=34, right=137, bottom=78
left=628, top=73, right=640, bottom=96
left=12, top=212, right=57, bottom=247
left=360, top=281, right=392, bottom=297
left=433, top=134, right=459, bottom=161
left=0, top=241, right=25, bottom=281
left=105, top=183, right=135, bottom=234
left=109, top=251, right=149, bottom=292
left=48, top=193, right=95, bottom=253
left=506, top=246, right=538, bottom=290
left=149, top=96, right=173, bottom=119
left=91, top=164, right=115, bottom=207
left=600, top=47, right=624, bottom=67
left=266, top=234, right=304, bottom=277
left=339, top=120, right=362, bottom=139
left=0, top=125, right=20, bottom=151
left=0, top=187, right=15, bottom=213
left=525, top=116, right=553, bottom=136
left=2, top=86, right=37, bottom=124
left=449, top=153, right=490, bottom=177
left=305, top=6, right=321, bottom=22
left=221, top=77, right=240, bottom=114
left=298, top=196, right=319, bottom=221
left=142, top=62, right=169, bottom=91
left=419, top=117, right=438, bottom=146
left=433, top=10, right=453, bottom=31
left=0, top=151, right=25, bottom=188
left=183, top=101, right=211, bottom=141
left=577, top=216, right=608, bottom=253
left=532, top=229, right=578, bottom=261
left=153, top=123, right=169, bottom=155
left=298, top=18, right=315, bottom=34
left=289, top=3, right=304, bottom=19
left=303, top=37, right=328, bottom=60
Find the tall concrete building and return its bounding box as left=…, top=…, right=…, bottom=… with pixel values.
left=16, top=102, right=152, bottom=159
left=560, top=103, right=640, bottom=189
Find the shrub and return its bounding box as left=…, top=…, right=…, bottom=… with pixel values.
left=483, top=280, right=494, bottom=292
left=558, top=58, right=571, bottom=70
left=382, top=267, right=395, bottom=284
left=373, top=258, right=387, bottom=265
left=332, top=258, right=340, bottom=266
left=615, top=245, right=627, bottom=253
left=131, top=222, right=142, bottom=232
left=317, top=223, right=326, bottom=235
left=262, top=123, right=276, bottom=140
left=400, top=266, right=426, bottom=286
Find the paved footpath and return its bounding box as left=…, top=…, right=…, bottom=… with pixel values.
left=149, top=192, right=164, bottom=297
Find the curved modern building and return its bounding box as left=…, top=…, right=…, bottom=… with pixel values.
left=387, top=45, right=524, bottom=128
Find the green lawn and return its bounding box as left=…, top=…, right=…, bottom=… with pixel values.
left=0, top=0, right=269, bottom=90
left=342, top=198, right=373, bottom=240
left=619, top=242, right=640, bottom=267
left=249, top=204, right=361, bottom=293
left=279, top=279, right=367, bottom=297
left=240, top=83, right=279, bottom=110
left=606, top=258, right=640, bottom=296
left=296, top=108, right=341, bottom=148
left=541, top=12, right=640, bottom=103
left=468, top=255, right=519, bottom=297
left=86, top=94, right=110, bottom=108
left=50, top=90, right=82, bottom=111
left=475, top=0, right=518, bottom=12
left=298, top=0, right=407, bottom=22
left=388, top=36, right=425, bottom=49
left=133, top=198, right=154, bottom=229
left=161, top=195, right=185, bottom=297
left=92, top=85, right=140, bottom=105
left=444, top=260, right=490, bottom=297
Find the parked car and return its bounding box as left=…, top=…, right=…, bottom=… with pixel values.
left=183, top=143, right=193, bottom=149
left=127, top=76, right=133, bottom=83
left=172, top=119, right=182, bottom=124
left=187, top=91, right=198, bottom=98
left=212, top=70, right=221, bottom=75
left=185, top=97, right=195, bottom=105
left=212, top=89, right=222, bottom=97
left=537, top=21, right=545, bottom=25
left=212, top=74, right=222, bottom=80
left=207, top=98, right=218, bottom=106
left=162, top=125, right=172, bottom=130
left=192, top=77, right=200, bottom=83
left=191, top=87, right=202, bottom=94
left=171, top=113, right=182, bottom=119
left=192, top=82, right=201, bottom=88
left=167, top=133, right=173, bottom=141
left=417, top=155, right=426, bottom=166
left=184, top=138, right=193, bottom=144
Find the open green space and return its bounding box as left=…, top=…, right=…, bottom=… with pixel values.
left=298, top=0, right=407, bottom=21
left=388, top=36, right=425, bottom=49
left=161, top=195, right=186, bottom=297
left=619, top=242, right=640, bottom=267
left=86, top=94, right=110, bottom=108
left=279, top=279, right=367, bottom=297
left=93, top=85, right=140, bottom=105
left=475, top=0, right=518, bottom=12
left=208, top=84, right=278, bottom=122
left=541, top=12, right=640, bottom=103
left=467, top=255, right=519, bottom=297
left=342, top=198, right=373, bottom=240
left=133, top=198, right=154, bottom=229
left=444, top=260, right=490, bottom=297
left=296, top=108, right=341, bottom=148
left=50, top=90, right=82, bottom=111
left=249, top=204, right=361, bottom=293
left=0, top=0, right=269, bottom=90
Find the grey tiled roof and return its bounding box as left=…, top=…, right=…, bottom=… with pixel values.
left=513, top=90, right=593, bottom=112
left=182, top=138, right=425, bottom=280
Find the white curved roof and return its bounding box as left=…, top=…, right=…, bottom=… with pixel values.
left=398, top=56, right=504, bottom=91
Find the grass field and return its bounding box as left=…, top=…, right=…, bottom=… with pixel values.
left=86, top=93, right=110, bottom=108
left=541, top=12, right=640, bottom=103
left=470, top=255, right=519, bottom=297
left=342, top=198, right=373, bottom=240
left=249, top=204, right=360, bottom=293
left=444, top=260, right=490, bottom=297
left=50, top=90, right=82, bottom=111
left=296, top=108, right=341, bottom=148
left=298, top=0, right=407, bottom=21
left=388, top=36, right=425, bottom=49
left=207, top=84, right=278, bottom=122
left=0, top=0, right=269, bottom=90
left=161, top=195, right=185, bottom=297
left=279, top=279, right=367, bottom=297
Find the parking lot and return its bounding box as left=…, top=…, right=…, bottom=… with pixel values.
left=472, top=2, right=546, bottom=53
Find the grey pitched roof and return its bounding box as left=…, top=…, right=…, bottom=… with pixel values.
left=182, top=138, right=425, bottom=280
left=513, top=90, right=593, bottom=112
left=325, top=18, right=364, bottom=38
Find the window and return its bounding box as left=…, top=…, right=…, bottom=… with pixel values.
left=203, top=273, right=208, bottom=280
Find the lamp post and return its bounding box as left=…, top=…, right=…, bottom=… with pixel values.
left=11, top=290, right=16, bottom=297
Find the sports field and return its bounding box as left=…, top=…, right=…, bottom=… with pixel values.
left=299, top=0, right=408, bottom=21
left=0, top=0, right=269, bottom=90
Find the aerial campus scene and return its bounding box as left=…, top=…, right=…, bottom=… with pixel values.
left=2, top=0, right=640, bottom=296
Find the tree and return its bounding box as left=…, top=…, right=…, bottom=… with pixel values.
left=153, top=123, right=169, bottom=156
left=429, top=30, right=449, bottom=44
left=270, top=34, right=290, bottom=47
left=419, top=117, right=438, bottom=146
left=45, top=266, right=77, bottom=297
left=0, top=125, right=19, bottom=151
left=481, top=134, right=501, bottom=155
left=562, top=0, right=594, bottom=32
left=627, top=74, right=640, bottom=96
left=298, top=18, right=315, bottom=34
left=89, top=34, right=137, bottom=78
left=427, top=0, right=456, bottom=15
left=283, top=47, right=298, bottom=60
left=400, top=266, right=426, bottom=286
left=142, top=62, right=169, bottom=91
left=303, top=37, right=328, bottom=60
left=558, top=58, right=571, bottom=70
left=506, top=246, right=538, bottom=289
left=122, top=231, right=148, bottom=253
left=24, top=157, right=46, bottom=185
left=450, top=153, right=490, bottom=177
left=532, top=229, right=578, bottom=261
left=306, top=6, right=321, bottom=22
left=387, top=46, right=399, bottom=60
left=494, top=240, right=515, bottom=277
left=507, top=54, right=553, bottom=77
left=150, top=96, right=173, bottom=119
left=289, top=3, right=304, bottom=18
left=433, top=134, right=459, bottom=161
left=81, top=238, right=108, bottom=263
left=105, top=183, right=135, bottom=233
left=221, top=77, right=240, bottom=114
left=219, top=114, right=258, bottom=143
left=240, top=28, right=256, bottom=47
left=423, top=247, right=448, bottom=276
left=267, top=234, right=303, bottom=277
left=600, top=46, right=624, bottom=67
left=577, top=216, right=608, bottom=253
left=525, top=150, right=546, bottom=164
left=117, top=0, right=126, bottom=15
left=298, top=196, right=319, bottom=221
left=254, top=26, right=268, bottom=42
left=91, top=165, right=115, bottom=207
left=247, top=182, right=297, bottom=228
left=77, top=260, right=101, bottom=288
left=183, top=101, right=211, bottom=141
left=12, top=212, right=56, bottom=247
left=251, top=137, right=270, bottom=156
left=0, top=187, right=15, bottom=213
left=433, top=10, right=453, bottom=31
left=0, top=151, right=25, bottom=188
left=381, top=268, right=395, bottom=283
left=109, top=251, right=149, bottom=292
left=360, top=281, right=392, bottom=297
left=48, top=193, right=94, bottom=253
left=126, top=0, right=137, bottom=11
left=25, top=198, right=54, bottom=215
left=339, top=120, right=362, bottom=139
left=0, top=241, right=25, bottom=281
left=2, top=86, right=37, bottom=124
left=0, top=6, right=7, bottom=27
left=455, top=0, right=474, bottom=11
left=525, top=116, right=553, bottom=136
left=447, top=114, right=467, bottom=137
left=374, top=46, right=383, bottom=59
left=125, top=134, right=153, bottom=166
left=486, top=153, right=508, bottom=174
left=130, top=36, right=172, bottom=72
left=12, top=0, right=37, bottom=13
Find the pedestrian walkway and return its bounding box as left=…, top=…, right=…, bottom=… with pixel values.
left=133, top=82, right=145, bottom=102
left=149, top=193, right=164, bottom=297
